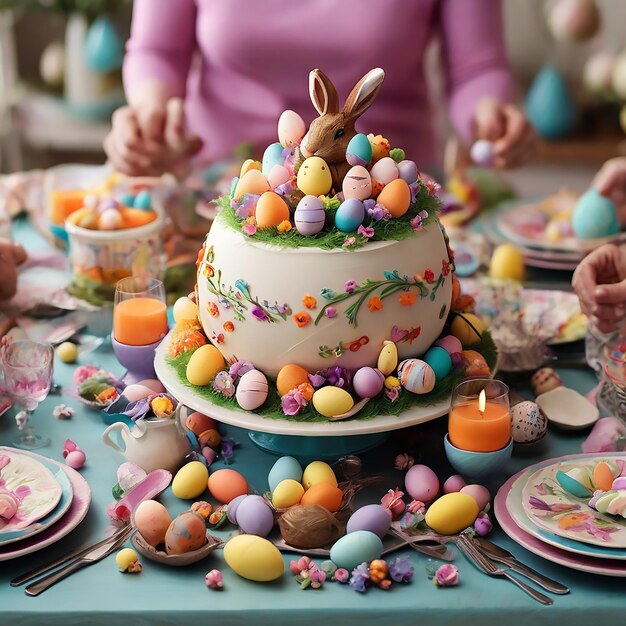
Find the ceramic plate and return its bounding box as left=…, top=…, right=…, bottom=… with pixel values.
left=535, top=387, right=599, bottom=430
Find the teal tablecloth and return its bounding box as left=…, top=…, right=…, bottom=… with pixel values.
left=1, top=221, right=624, bottom=626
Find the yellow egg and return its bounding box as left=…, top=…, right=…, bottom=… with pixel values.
left=276, top=364, right=310, bottom=396
left=377, top=178, right=411, bottom=217
left=272, top=479, right=304, bottom=508
left=384, top=375, right=401, bottom=390
left=302, top=461, right=337, bottom=490
left=172, top=461, right=209, bottom=499
left=300, top=482, right=343, bottom=512
left=450, top=313, right=484, bottom=347
left=223, top=534, right=284, bottom=582
left=115, top=548, right=139, bottom=572
left=56, top=342, right=78, bottom=364
left=489, top=243, right=525, bottom=282
left=186, top=345, right=226, bottom=386
left=240, top=158, right=262, bottom=178
left=234, top=169, right=271, bottom=200
left=312, top=386, right=354, bottom=418
left=297, top=156, right=332, bottom=196
left=377, top=340, right=398, bottom=376
left=255, top=191, right=290, bottom=229
left=424, top=493, right=479, bottom=535
left=172, top=296, right=198, bottom=324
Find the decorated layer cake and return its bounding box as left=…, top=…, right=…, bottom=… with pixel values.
left=168, top=68, right=495, bottom=422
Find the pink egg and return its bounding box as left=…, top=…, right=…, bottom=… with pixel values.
left=278, top=109, right=306, bottom=148
left=460, top=484, right=490, bottom=511
left=98, top=208, right=122, bottom=230
left=236, top=369, right=269, bottom=410
left=342, top=166, right=373, bottom=201
left=65, top=449, right=86, bottom=469
left=404, top=464, right=439, bottom=503
left=353, top=367, right=385, bottom=399
left=435, top=335, right=463, bottom=356
left=443, top=475, right=467, bottom=494
left=138, top=379, right=166, bottom=394
left=370, top=157, right=399, bottom=185
left=268, top=164, right=291, bottom=189
left=122, top=384, right=154, bottom=402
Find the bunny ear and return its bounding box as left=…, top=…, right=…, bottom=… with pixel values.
left=309, top=69, right=339, bottom=116
left=343, top=68, right=385, bottom=119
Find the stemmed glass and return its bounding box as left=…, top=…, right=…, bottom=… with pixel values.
left=2, top=340, right=54, bottom=449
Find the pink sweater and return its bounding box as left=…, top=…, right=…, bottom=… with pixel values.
left=124, top=0, right=514, bottom=166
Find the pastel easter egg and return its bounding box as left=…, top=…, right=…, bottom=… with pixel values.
left=334, top=198, right=365, bottom=232
left=489, top=243, right=525, bottom=281
left=302, top=461, right=337, bottom=490
left=397, top=159, right=418, bottom=184
left=377, top=178, right=411, bottom=217
left=594, top=461, right=617, bottom=492
left=424, top=493, right=479, bottom=535
left=462, top=350, right=491, bottom=377
left=223, top=534, right=284, bottom=582
left=423, top=347, right=452, bottom=380
left=133, top=500, right=171, bottom=547
left=330, top=531, right=383, bottom=571
left=276, top=364, right=310, bottom=396
left=98, top=208, right=123, bottom=230
left=165, top=511, right=207, bottom=555
left=262, top=142, right=285, bottom=177
left=208, top=468, right=249, bottom=504
left=278, top=110, right=306, bottom=148
left=300, top=482, right=343, bottom=512
left=240, top=159, right=262, bottom=178
left=236, top=495, right=275, bottom=537
left=173, top=296, right=198, bottom=324
left=234, top=170, right=271, bottom=200
left=312, top=385, right=354, bottom=418
left=435, top=335, right=463, bottom=356
left=186, top=345, right=226, bottom=386
left=236, top=369, right=269, bottom=410
left=346, top=504, right=392, bottom=538
left=450, top=313, right=484, bottom=346
left=342, top=165, right=372, bottom=201
left=294, top=195, right=326, bottom=236
left=133, top=190, right=151, bottom=210
left=460, top=484, right=491, bottom=511
left=255, top=191, right=290, bottom=229
left=227, top=494, right=247, bottom=524
left=185, top=411, right=217, bottom=436
left=470, top=140, right=494, bottom=166
left=443, top=475, right=467, bottom=494
left=405, top=464, right=439, bottom=502
left=268, top=456, right=303, bottom=492
left=352, top=367, right=385, bottom=399
left=370, top=157, right=399, bottom=185
left=346, top=133, right=373, bottom=167
left=297, top=156, right=333, bottom=196
left=509, top=401, right=547, bottom=444
left=122, top=384, right=153, bottom=403
left=172, top=461, right=209, bottom=499
left=267, top=164, right=291, bottom=189
left=56, top=341, right=77, bottom=363
left=272, top=479, right=304, bottom=509
left=397, top=359, right=436, bottom=394
left=377, top=340, right=398, bottom=376
left=572, top=188, right=619, bottom=239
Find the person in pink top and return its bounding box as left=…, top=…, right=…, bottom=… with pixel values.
left=105, top=0, right=534, bottom=177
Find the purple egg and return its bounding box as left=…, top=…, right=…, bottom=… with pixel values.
left=235, top=495, right=274, bottom=537
left=227, top=493, right=248, bottom=524
left=346, top=504, right=392, bottom=539
left=335, top=198, right=365, bottom=232
left=353, top=367, right=385, bottom=399
left=405, top=464, right=439, bottom=503
left=397, top=160, right=418, bottom=184
left=443, top=474, right=467, bottom=494
left=294, top=195, right=325, bottom=235
left=435, top=335, right=463, bottom=356
left=612, top=477, right=626, bottom=490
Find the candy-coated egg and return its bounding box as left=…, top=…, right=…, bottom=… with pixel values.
left=384, top=375, right=400, bottom=390
left=460, top=485, right=490, bottom=511
left=424, top=493, right=479, bottom=535
left=397, top=359, right=436, bottom=394
left=133, top=500, right=171, bottom=547
left=278, top=110, right=306, bottom=148
left=510, top=401, right=547, bottom=444
left=98, top=208, right=122, bottom=230
left=186, top=345, right=226, bottom=386
left=572, top=188, right=619, bottom=239
left=122, top=384, right=153, bottom=403
left=272, top=479, right=304, bottom=509
left=236, top=369, right=269, bottom=410
left=294, top=195, right=326, bottom=235
left=334, top=198, right=365, bottom=232
left=255, top=191, right=290, bottom=229
left=224, top=534, right=284, bottom=582
left=594, top=461, right=617, bottom=492
left=450, top=313, right=484, bottom=346
left=267, top=164, right=291, bottom=189
left=435, top=335, right=463, bottom=356
left=405, top=464, right=439, bottom=502
left=397, top=159, right=418, bottom=184
left=330, top=530, right=383, bottom=571
left=240, top=159, right=262, bottom=178
left=65, top=450, right=86, bottom=469
left=185, top=411, right=217, bottom=436
left=235, top=495, right=275, bottom=537
left=165, top=512, right=207, bottom=555
left=370, top=157, right=399, bottom=185
left=268, top=456, right=303, bottom=492
left=234, top=169, right=271, bottom=200
left=346, top=504, right=392, bottom=538
left=276, top=364, right=310, bottom=396
left=353, top=367, right=385, bottom=399
left=297, top=156, right=332, bottom=196
left=423, top=346, right=452, bottom=380
left=556, top=468, right=593, bottom=497
left=227, top=494, right=247, bottom=524
left=208, top=468, right=248, bottom=503
left=470, top=140, right=494, bottom=166
left=443, top=475, right=467, bottom=494
left=312, top=385, right=354, bottom=418
left=56, top=341, right=78, bottom=363
left=346, top=133, right=373, bottom=166
left=530, top=367, right=563, bottom=396
left=377, top=178, right=411, bottom=217
left=302, top=461, right=337, bottom=490
left=300, top=482, right=343, bottom=512
left=489, top=243, right=525, bottom=281
left=133, top=190, right=152, bottom=210
left=262, top=142, right=285, bottom=177
left=172, top=461, right=209, bottom=499
left=342, top=166, right=372, bottom=201
left=173, top=296, right=198, bottom=324
left=377, top=340, right=398, bottom=376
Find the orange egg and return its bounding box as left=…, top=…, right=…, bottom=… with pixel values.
left=593, top=462, right=615, bottom=491
left=240, top=158, right=262, bottom=178
left=377, top=178, right=411, bottom=217
left=234, top=170, right=271, bottom=200
left=164, top=512, right=207, bottom=555
left=276, top=364, right=310, bottom=396
left=255, top=192, right=290, bottom=229
left=185, top=411, right=217, bottom=436
left=300, top=482, right=343, bottom=512
left=120, top=207, right=157, bottom=229
left=207, top=469, right=249, bottom=504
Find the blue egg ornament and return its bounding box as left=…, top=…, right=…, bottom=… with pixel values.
left=294, top=195, right=326, bottom=235
left=84, top=16, right=124, bottom=73
left=268, top=456, right=303, bottom=493
left=555, top=469, right=593, bottom=498
left=423, top=346, right=452, bottom=380
left=346, top=133, right=373, bottom=167
left=335, top=198, right=365, bottom=232
left=572, top=188, right=619, bottom=239
left=119, top=193, right=135, bottom=207
left=133, top=190, right=152, bottom=211
left=262, top=143, right=285, bottom=177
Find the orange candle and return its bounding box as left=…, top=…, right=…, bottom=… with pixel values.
left=113, top=297, right=168, bottom=346
left=449, top=390, right=511, bottom=452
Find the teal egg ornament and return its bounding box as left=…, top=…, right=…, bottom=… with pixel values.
left=423, top=346, right=452, bottom=380
left=84, top=16, right=124, bottom=73
left=119, top=193, right=135, bottom=207
left=335, top=198, right=365, bottom=232
left=133, top=191, right=152, bottom=211
left=268, top=456, right=303, bottom=493
left=329, top=530, right=383, bottom=570
left=262, top=143, right=285, bottom=177
left=572, top=188, right=619, bottom=239
left=294, top=195, right=326, bottom=236
left=346, top=133, right=373, bottom=167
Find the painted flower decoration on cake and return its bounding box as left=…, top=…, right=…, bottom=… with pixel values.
left=302, top=295, right=317, bottom=310
left=367, top=296, right=383, bottom=312
left=207, top=302, right=219, bottom=318
left=252, top=306, right=270, bottom=322
left=293, top=311, right=311, bottom=328
left=424, top=269, right=435, bottom=282
left=324, top=306, right=337, bottom=318
left=344, top=280, right=357, bottom=293
left=223, top=321, right=235, bottom=333
left=399, top=292, right=416, bottom=307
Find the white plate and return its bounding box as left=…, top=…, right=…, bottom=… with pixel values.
left=536, top=387, right=599, bottom=430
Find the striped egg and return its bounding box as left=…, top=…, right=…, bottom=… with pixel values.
left=294, top=195, right=325, bottom=235
left=397, top=359, right=435, bottom=394
left=236, top=369, right=269, bottom=410
left=343, top=166, right=372, bottom=201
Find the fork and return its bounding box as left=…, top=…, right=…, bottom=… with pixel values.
left=457, top=535, right=553, bottom=605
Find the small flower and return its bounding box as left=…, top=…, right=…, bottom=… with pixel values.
left=389, top=556, right=414, bottom=583
left=367, top=203, right=386, bottom=221
left=242, top=222, right=257, bottom=236
left=342, top=236, right=356, bottom=247
left=211, top=332, right=225, bottom=345
left=385, top=386, right=400, bottom=402
left=53, top=404, right=74, bottom=420
left=324, top=306, right=337, bottom=318
left=474, top=512, right=493, bottom=536
left=367, top=296, right=383, bottom=312
left=349, top=562, right=371, bottom=593
left=442, top=259, right=451, bottom=276
left=191, top=501, right=213, bottom=520
left=252, top=306, right=270, bottom=322
left=212, top=371, right=235, bottom=398
left=302, top=294, right=317, bottom=309
left=207, top=302, right=219, bottom=317
left=344, top=279, right=357, bottom=293
left=293, top=311, right=311, bottom=328
left=297, top=383, right=314, bottom=401
left=277, top=220, right=292, bottom=233
left=394, top=453, right=414, bottom=471
left=290, top=556, right=312, bottom=575
left=309, top=566, right=326, bottom=589
left=282, top=389, right=308, bottom=416
left=424, top=269, right=435, bottom=282
left=229, top=360, right=254, bottom=381
left=205, top=569, right=223, bottom=590
left=308, top=373, right=326, bottom=388
left=319, top=288, right=337, bottom=300
left=334, top=568, right=350, bottom=583
left=424, top=179, right=441, bottom=197
left=407, top=499, right=426, bottom=514
left=223, top=321, right=235, bottom=332
left=433, top=564, right=459, bottom=587
left=357, top=225, right=375, bottom=238
left=399, top=292, right=416, bottom=307
left=320, top=366, right=351, bottom=389
left=150, top=395, right=176, bottom=418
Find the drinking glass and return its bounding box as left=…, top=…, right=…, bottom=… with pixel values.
left=2, top=340, right=54, bottom=449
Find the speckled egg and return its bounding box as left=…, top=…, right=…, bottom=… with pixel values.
left=377, top=340, right=398, bottom=376
left=342, top=166, right=372, bottom=201
left=397, top=359, right=436, bottom=394
left=164, top=512, right=207, bottom=555
left=510, top=401, right=548, bottom=444
left=302, top=461, right=337, bottom=490
left=236, top=495, right=275, bottom=537
left=255, top=191, right=290, bottom=229
left=272, top=479, right=304, bottom=509
left=346, top=133, right=373, bottom=166
left=240, top=159, right=262, bottom=178
left=450, top=313, right=484, bottom=346
left=172, top=461, right=209, bottom=499
left=330, top=530, right=383, bottom=570
left=405, top=464, right=439, bottom=502
left=377, top=178, right=411, bottom=217
left=278, top=110, right=306, bottom=148
left=423, top=347, right=452, bottom=380
left=208, top=468, right=249, bottom=504
left=234, top=169, right=271, bottom=200
left=425, top=493, right=479, bottom=535
left=297, top=156, right=332, bottom=196
left=531, top=367, right=563, bottom=396
left=267, top=164, right=291, bottom=189
left=133, top=500, right=171, bottom=547
left=236, top=369, right=269, bottom=410
left=335, top=198, right=365, bottom=232
left=443, top=475, right=467, bottom=494
left=294, top=195, right=326, bottom=236
left=397, top=159, right=418, bottom=184
left=262, top=142, right=285, bottom=177
left=268, top=456, right=303, bottom=492
left=346, top=504, right=392, bottom=539
left=353, top=367, right=385, bottom=399
left=572, top=188, right=619, bottom=239
left=370, top=157, right=399, bottom=185
left=224, top=535, right=284, bottom=582
left=173, top=296, right=198, bottom=324
left=300, top=482, right=343, bottom=512
left=435, top=335, right=463, bottom=356
left=460, top=484, right=491, bottom=511
left=186, top=345, right=226, bottom=386
left=312, top=385, right=354, bottom=418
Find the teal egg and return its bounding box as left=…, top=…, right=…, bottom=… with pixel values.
left=572, top=188, right=619, bottom=239
left=133, top=191, right=152, bottom=211
left=329, top=530, right=383, bottom=570
left=346, top=133, right=373, bottom=167
left=262, top=143, right=285, bottom=177
left=230, top=177, right=239, bottom=198
left=119, top=193, right=135, bottom=207
left=268, top=456, right=303, bottom=493
left=84, top=16, right=124, bottom=73
left=335, top=198, right=365, bottom=232
left=423, top=346, right=452, bottom=380
left=555, top=470, right=592, bottom=498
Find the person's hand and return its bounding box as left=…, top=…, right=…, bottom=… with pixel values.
left=593, top=157, right=626, bottom=225
left=0, top=240, right=26, bottom=301
left=473, top=97, right=536, bottom=169
left=572, top=243, right=626, bottom=334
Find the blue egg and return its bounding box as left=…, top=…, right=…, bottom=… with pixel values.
left=262, top=143, right=285, bottom=177
left=346, top=133, right=373, bottom=167
left=230, top=176, right=239, bottom=198
left=119, top=193, right=135, bottom=207
left=572, top=188, right=619, bottom=239
left=555, top=470, right=592, bottom=498
left=294, top=195, right=326, bottom=236
left=397, top=160, right=418, bottom=184
left=84, top=16, right=124, bottom=73
left=423, top=346, right=452, bottom=380
left=268, top=456, right=303, bottom=493
left=330, top=530, right=383, bottom=570
left=335, top=198, right=365, bottom=232
left=133, top=190, right=152, bottom=211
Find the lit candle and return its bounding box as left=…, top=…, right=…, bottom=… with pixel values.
left=113, top=297, right=168, bottom=346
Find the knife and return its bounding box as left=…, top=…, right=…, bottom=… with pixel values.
left=472, top=536, right=569, bottom=595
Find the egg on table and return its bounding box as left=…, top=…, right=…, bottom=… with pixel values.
left=185, top=411, right=217, bottom=437
left=346, top=504, right=392, bottom=539
left=405, top=464, right=439, bottom=502
left=227, top=493, right=248, bottom=524
left=397, top=359, right=436, bottom=394
left=377, top=178, right=411, bottom=217
left=164, top=512, right=207, bottom=555
left=278, top=110, right=306, bottom=148
left=377, top=340, right=398, bottom=376
left=330, top=530, right=383, bottom=570
left=235, top=495, right=275, bottom=537
left=236, top=369, right=269, bottom=410
left=531, top=367, right=563, bottom=396
left=255, top=191, right=290, bottom=229
left=346, top=133, right=373, bottom=167
left=224, top=534, right=284, bottom=582
left=424, top=493, right=479, bottom=535
left=133, top=500, right=172, bottom=547
left=234, top=169, right=271, bottom=200
left=300, top=482, right=343, bottom=512
left=172, top=461, right=209, bottom=499
left=262, top=142, right=285, bottom=177
left=302, top=460, right=337, bottom=490
left=352, top=367, right=385, bottom=399
left=510, top=401, right=548, bottom=444
left=370, top=157, right=399, bottom=185
left=122, top=384, right=153, bottom=403
left=268, top=456, right=303, bottom=492
left=342, top=165, right=372, bottom=201
left=297, top=156, right=332, bottom=196
left=186, top=345, right=226, bottom=386
left=312, top=385, right=354, bottom=418
left=334, top=198, right=365, bottom=232
left=207, top=468, right=249, bottom=503
left=443, top=475, right=467, bottom=494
